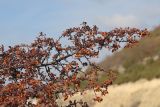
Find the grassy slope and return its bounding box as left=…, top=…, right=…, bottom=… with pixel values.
left=98, top=27, right=160, bottom=84
left=94, top=79, right=160, bottom=107
left=58, top=79, right=160, bottom=107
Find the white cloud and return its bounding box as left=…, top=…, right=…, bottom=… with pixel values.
left=95, top=14, right=141, bottom=29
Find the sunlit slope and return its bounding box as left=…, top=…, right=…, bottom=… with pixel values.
left=94, top=79, right=160, bottom=107
left=58, top=79, right=160, bottom=107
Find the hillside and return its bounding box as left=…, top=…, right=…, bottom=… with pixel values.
left=94, top=78, right=160, bottom=107
left=98, top=26, right=160, bottom=84
left=59, top=27, right=160, bottom=107
left=57, top=79, right=160, bottom=107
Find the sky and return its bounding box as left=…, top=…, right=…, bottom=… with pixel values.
left=0, top=0, right=160, bottom=52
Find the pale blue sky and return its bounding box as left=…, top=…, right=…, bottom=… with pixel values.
left=0, top=0, right=160, bottom=46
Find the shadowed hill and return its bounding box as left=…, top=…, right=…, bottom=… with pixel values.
left=98, top=26, right=160, bottom=84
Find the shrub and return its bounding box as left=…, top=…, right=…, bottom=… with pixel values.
left=0, top=22, right=149, bottom=106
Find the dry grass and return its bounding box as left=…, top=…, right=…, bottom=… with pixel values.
left=57, top=79, right=160, bottom=107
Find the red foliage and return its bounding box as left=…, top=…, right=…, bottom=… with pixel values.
left=0, top=22, right=149, bottom=106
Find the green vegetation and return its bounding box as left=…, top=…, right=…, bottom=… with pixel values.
left=114, top=59, right=160, bottom=84
left=98, top=27, right=160, bottom=84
